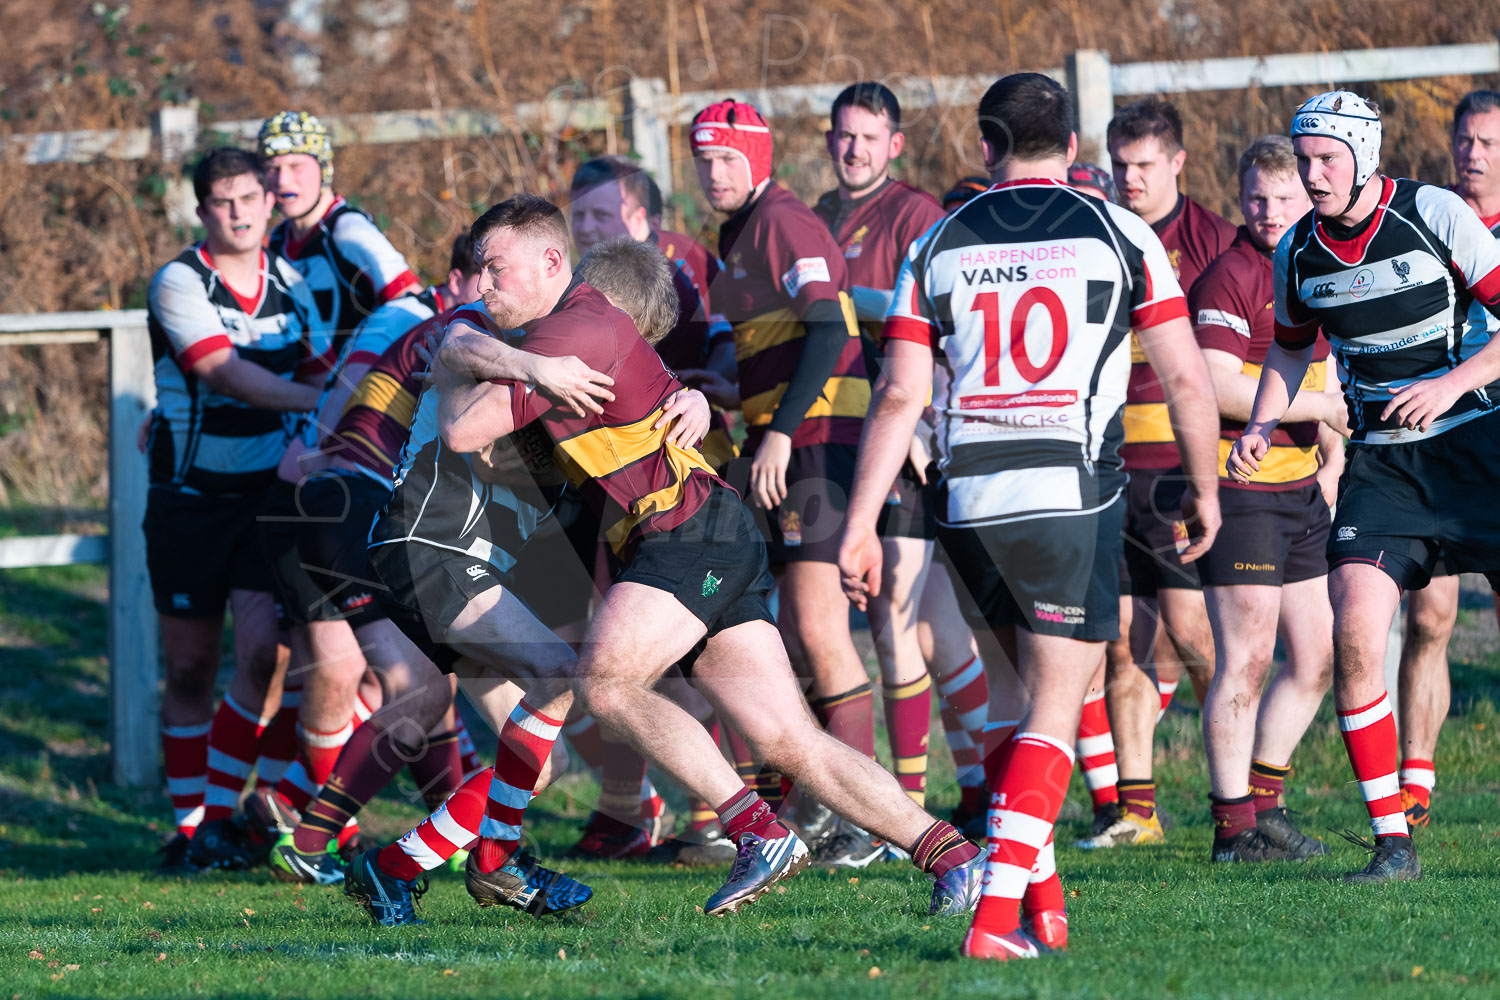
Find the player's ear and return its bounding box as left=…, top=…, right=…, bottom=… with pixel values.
left=889, top=130, right=905, bottom=159
left=1065, top=132, right=1078, bottom=168
left=980, top=137, right=998, bottom=171
left=1170, top=147, right=1188, bottom=174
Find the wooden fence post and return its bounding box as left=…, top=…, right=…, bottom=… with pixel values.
left=108, top=322, right=159, bottom=787
left=1067, top=49, right=1114, bottom=166
left=626, top=76, right=674, bottom=200
left=153, top=103, right=199, bottom=228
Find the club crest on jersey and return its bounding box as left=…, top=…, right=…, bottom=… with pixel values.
left=844, top=226, right=869, bottom=259
left=780, top=509, right=803, bottom=546
left=1349, top=269, right=1375, bottom=298
left=1392, top=259, right=1411, bottom=285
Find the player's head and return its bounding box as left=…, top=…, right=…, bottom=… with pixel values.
left=1067, top=161, right=1119, bottom=204
left=976, top=73, right=1075, bottom=172
left=444, top=231, right=483, bottom=304
left=192, top=147, right=275, bottom=255
left=575, top=236, right=680, bottom=346
left=941, top=176, right=990, bottom=214
left=826, top=82, right=904, bottom=196
left=568, top=157, right=661, bottom=253
left=1237, top=134, right=1310, bottom=253
left=1107, top=98, right=1186, bottom=222
left=690, top=100, right=773, bottom=215
left=258, top=110, right=333, bottom=221
left=1290, top=90, right=1382, bottom=219
left=469, top=194, right=573, bottom=328
left=1452, top=89, right=1500, bottom=203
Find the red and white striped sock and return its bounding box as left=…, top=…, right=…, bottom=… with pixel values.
left=203, top=695, right=272, bottom=821
left=1400, top=758, right=1435, bottom=810
left=254, top=688, right=300, bottom=788
left=980, top=719, right=1020, bottom=785
left=454, top=714, right=486, bottom=779
left=1075, top=691, right=1119, bottom=812
left=161, top=720, right=210, bottom=837
left=970, top=732, right=1075, bottom=938
left=299, top=720, right=355, bottom=791
left=562, top=712, right=604, bottom=770
left=474, top=700, right=562, bottom=872
left=1337, top=693, right=1408, bottom=839
left=942, top=707, right=987, bottom=815
left=1156, top=678, right=1180, bottom=724
left=936, top=655, right=989, bottom=745
left=378, top=767, right=493, bottom=880
left=1022, top=831, right=1067, bottom=948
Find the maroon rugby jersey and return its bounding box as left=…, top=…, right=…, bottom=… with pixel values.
left=1190, top=227, right=1331, bottom=492
left=713, top=183, right=867, bottom=454
left=657, top=227, right=731, bottom=350
left=813, top=178, right=945, bottom=299
left=469, top=283, right=724, bottom=558
left=1122, top=193, right=1236, bottom=469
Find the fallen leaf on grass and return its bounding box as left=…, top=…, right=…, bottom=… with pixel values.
left=64, top=964, right=79, bottom=971
left=443, top=969, right=455, bottom=976
left=27, top=951, right=43, bottom=961
left=868, top=967, right=882, bottom=978
left=1412, top=967, right=1424, bottom=978
left=557, top=949, right=566, bottom=960
left=90, top=908, right=101, bottom=913
left=243, top=908, right=255, bottom=916
left=155, top=953, right=166, bottom=962
left=142, top=902, right=154, bottom=909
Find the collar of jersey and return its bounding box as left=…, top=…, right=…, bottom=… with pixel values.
left=1313, top=176, right=1394, bottom=266
left=987, top=177, right=1068, bottom=191
left=280, top=194, right=346, bottom=259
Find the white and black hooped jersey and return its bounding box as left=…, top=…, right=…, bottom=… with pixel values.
left=146, top=245, right=314, bottom=495
left=884, top=178, right=1188, bottom=526
left=368, top=318, right=560, bottom=574
left=1274, top=177, right=1500, bottom=444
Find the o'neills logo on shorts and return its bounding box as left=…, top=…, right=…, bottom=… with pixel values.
left=780, top=509, right=802, bottom=546
left=1034, top=601, right=1085, bottom=625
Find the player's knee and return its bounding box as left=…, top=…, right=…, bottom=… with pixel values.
left=1406, top=611, right=1455, bottom=652
left=162, top=655, right=219, bottom=703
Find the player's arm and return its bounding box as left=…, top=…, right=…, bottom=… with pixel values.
left=439, top=317, right=614, bottom=417
left=1229, top=338, right=1317, bottom=481
left=1135, top=315, right=1221, bottom=561
left=1201, top=349, right=1342, bottom=428
left=190, top=346, right=320, bottom=412
left=840, top=338, right=933, bottom=609
left=436, top=355, right=516, bottom=454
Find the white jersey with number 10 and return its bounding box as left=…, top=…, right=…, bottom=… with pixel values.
left=884, top=178, right=1187, bottom=525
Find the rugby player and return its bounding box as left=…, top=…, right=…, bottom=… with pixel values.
left=689, top=99, right=897, bottom=857
left=809, top=82, right=986, bottom=862
left=842, top=73, right=1220, bottom=959
left=1081, top=98, right=1235, bottom=848
left=145, top=148, right=320, bottom=872
left=1191, top=135, right=1344, bottom=862
left=406, top=195, right=985, bottom=921
left=1229, top=90, right=1500, bottom=882
left=1390, top=89, right=1500, bottom=829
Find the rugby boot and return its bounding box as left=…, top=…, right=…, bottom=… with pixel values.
left=154, top=833, right=203, bottom=876
left=187, top=817, right=262, bottom=870
left=446, top=847, right=471, bottom=874
left=269, top=833, right=345, bottom=886
left=344, top=849, right=427, bottom=926
left=1342, top=833, right=1422, bottom=884
left=812, top=821, right=892, bottom=868
left=1255, top=806, right=1329, bottom=859
left=337, top=831, right=379, bottom=865
left=1088, top=800, right=1123, bottom=838
left=1028, top=908, right=1069, bottom=951
left=961, top=925, right=1052, bottom=961
left=242, top=785, right=299, bottom=844
left=704, top=829, right=810, bottom=915
left=1401, top=789, right=1431, bottom=828
left=1076, top=809, right=1164, bottom=849
left=1210, top=826, right=1292, bottom=863
left=790, top=796, right=839, bottom=851
left=929, top=852, right=984, bottom=916
left=464, top=850, right=593, bottom=916
left=565, top=811, right=652, bottom=860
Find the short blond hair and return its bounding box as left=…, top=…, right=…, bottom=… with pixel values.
left=575, top=237, right=679, bottom=345
left=1238, top=134, right=1298, bottom=189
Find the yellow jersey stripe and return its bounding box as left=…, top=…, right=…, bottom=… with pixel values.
left=741, top=376, right=871, bottom=427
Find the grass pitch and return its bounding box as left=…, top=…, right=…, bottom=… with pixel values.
left=2, top=563, right=1499, bottom=999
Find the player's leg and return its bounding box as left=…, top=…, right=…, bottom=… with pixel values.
left=1397, top=576, right=1457, bottom=828
left=1074, top=651, right=1120, bottom=837
left=868, top=536, right=936, bottom=807
left=920, top=562, right=988, bottom=835
left=1090, top=595, right=1167, bottom=847
left=157, top=613, right=223, bottom=867
left=200, top=589, right=284, bottom=830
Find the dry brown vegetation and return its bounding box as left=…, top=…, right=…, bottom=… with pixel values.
left=1, top=1, right=1497, bottom=513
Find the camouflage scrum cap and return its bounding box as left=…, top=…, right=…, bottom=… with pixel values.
left=258, top=110, right=333, bottom=186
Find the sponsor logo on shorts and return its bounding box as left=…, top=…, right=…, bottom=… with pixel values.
left=466, top=565, right=489, bottom=579
left=702, top=571, right=721, bottom=597
left=1033, top=601, right=1085, bottom=626
left=1234, top=562, right=1276, bottom=572
left=1336, top=526, right=1357, bottom=542
left=172, top=593, right=192, bottom=611
left=780, top=509, right=802, bottom=547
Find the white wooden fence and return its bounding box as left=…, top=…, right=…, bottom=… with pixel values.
left=5, top=38, right=1495, bottom=784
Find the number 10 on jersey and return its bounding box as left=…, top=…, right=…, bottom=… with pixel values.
left=970, top=288, right=1069, bottom=387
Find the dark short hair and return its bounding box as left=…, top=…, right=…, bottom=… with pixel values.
left=449, top=232, right=478, bottom=278
left=831, top=82, right=902, bottom=131
left=191, top=147, right=266, bottom=203
left=569, top=157, right=663, bottom=218
left=1454, top=90, right=1500, bottom=133
left=575, top=237, right=679, bottom=345
left=1107, top=98, right=1184, bottom=153
left=976, top=74, right=1073, bottom=162
left=470, top=194, right=571, bottom=256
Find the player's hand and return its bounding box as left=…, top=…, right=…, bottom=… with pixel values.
left=136, top=412, right=151, bottom=454
left=838, top=519, right=883, bottom=612
left=1177, top=482, right=1221, bottom=564
left=1315, top=461, right=1341, bottom=511
left=656, top=388, right=710, bottom=448
left=529, top=354, right=615, bottom=418
left=750, top=430, right=792, bottom=510
left=674, top=368, right=740, bottom=410
left=413, top=323, right=446, bottom=374
left=1226, top=432, right=1270, bottom=483
left=1320, top=393, right=1351, bottom=438
left=908, top=433, right=931, bottom=484
left=1381, top=375, right=1463, bottom=433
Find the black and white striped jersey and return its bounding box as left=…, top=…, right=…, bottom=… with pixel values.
left=884, top=177, right=1187, bottom=525
left=146, top=246, right=315, bottom=496
left=1274, top=177, right=1500, bottom=444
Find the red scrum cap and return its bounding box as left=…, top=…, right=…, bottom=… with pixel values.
left=690, top=100, right=773, bottom=190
